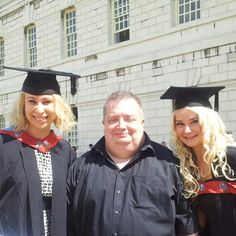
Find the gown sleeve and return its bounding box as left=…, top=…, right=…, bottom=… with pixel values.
left=173, top=161, right=199, bottom=235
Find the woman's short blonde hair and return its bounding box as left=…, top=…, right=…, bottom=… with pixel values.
left=9, top=92, right=76, bottom=132
left=171, top=106, right=235, bottom=198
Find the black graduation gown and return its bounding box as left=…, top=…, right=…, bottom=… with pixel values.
left=0, top=130, right=75, bottom=236
left=196, top=146, right=236, bottom=236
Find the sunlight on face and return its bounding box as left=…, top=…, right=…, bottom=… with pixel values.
left=174, top=108, right=203, bottom=150
left=24, top=93, right=56, bottom=138
left=104, top=98, right=144, bottom=153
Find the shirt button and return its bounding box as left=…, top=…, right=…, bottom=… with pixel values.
left=114, top=233, right=118, bottom=236
left=116, top=190, right=121, bottom=194
left=114, top=210, right=119, bottom=214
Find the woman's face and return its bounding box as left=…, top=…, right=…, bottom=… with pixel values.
left=24, top=93, right=56, bottom=138
left=174, top=108, right=203, bottom=150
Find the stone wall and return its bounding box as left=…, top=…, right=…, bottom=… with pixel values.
left=0, top=0, right=235, bottom=152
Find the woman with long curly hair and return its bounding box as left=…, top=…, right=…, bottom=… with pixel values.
left=161, top=86, right=236, bottom=236
left=0, top=66, right=77, bottom=236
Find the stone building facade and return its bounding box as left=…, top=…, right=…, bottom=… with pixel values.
left=0, top=0, right=235, bottom=153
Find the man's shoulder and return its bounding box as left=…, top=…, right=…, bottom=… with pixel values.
left=70, top=149, right=102, bottom=174
left=75, top=149, right=99, bottom=162
left=149, top=140, right=178, bottom=164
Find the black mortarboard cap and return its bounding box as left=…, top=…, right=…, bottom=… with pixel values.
left=4, top=66, right=80, bottom=95
left=160, top=86, right=225, bottom=111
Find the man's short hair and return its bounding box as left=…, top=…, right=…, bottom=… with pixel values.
left=103, top=91, right=143, bottom=120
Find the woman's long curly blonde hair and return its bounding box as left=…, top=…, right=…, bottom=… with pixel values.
left=9, top=92, right=76, bottom=132
left=171, top=106, right=235, bottom=198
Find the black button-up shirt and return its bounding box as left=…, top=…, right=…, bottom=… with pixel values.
left=67, top=133, right=198, bottom=236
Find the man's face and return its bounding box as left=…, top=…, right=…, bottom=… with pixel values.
left=103, top=98, right=144, bottom=154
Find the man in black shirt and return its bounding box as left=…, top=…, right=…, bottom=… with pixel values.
left=67, top=91, right=199, bottom=236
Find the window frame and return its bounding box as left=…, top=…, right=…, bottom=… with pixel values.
left=63, top=106, right=78, bottom=148
left=63, top=8, right=77, bottom=58
left=0, top=114, right=6, bottom=129
left=26, top=24, right=37, bottom=67
left=177, top=0, right=200, bottom=25
left=112, top=0, right=130, bottom=44
left=0, top=38, right=4, bottom=76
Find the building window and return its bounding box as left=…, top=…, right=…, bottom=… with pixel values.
left=0, top=115, right=5, bottom=129
left=64, top=106, right=78, bottom=148
left=178, top=0, right=200, bottom=24
left=63, top=9, right=77, bottom=57
left=112, top=0, right=130, bottom=43
left=26, top=25, right=37, bottom=67
left=0, top=38, right=4, bottom=76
